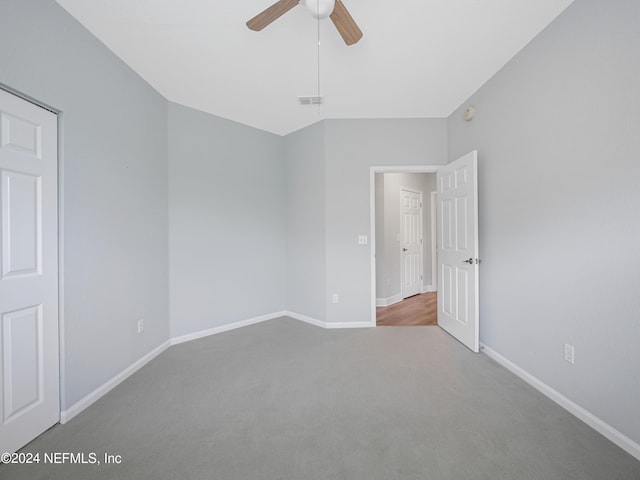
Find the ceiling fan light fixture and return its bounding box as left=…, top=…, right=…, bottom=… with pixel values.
left=246, top=0, right=362, bottom=46
left=303, top=0, right=335, bottom=19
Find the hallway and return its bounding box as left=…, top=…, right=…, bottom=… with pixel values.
left=376, top=292, right=437, bottom=326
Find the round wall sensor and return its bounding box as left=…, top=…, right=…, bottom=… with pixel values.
left=464, top=106, right=476, bottom=121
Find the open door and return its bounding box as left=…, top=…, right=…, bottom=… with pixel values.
left=437, top=151, right=479, bottom=352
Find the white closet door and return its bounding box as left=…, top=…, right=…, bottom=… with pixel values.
left=0, top=89, right=59, bottom=453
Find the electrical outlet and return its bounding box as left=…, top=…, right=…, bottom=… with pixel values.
left=564, top=343, right=574, bottom=365
left=358, top=235, right=368, bottom=245
left=137, top=318, right=144, bottom=334
left=332, top=294, right=339, bottom=304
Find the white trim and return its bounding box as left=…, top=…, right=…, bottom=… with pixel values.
left=60, top=311, right=287, bottom=422
left=58, top=310, right=375, bottom=425
left=57, top=112, right=66, bottom=420
left=285, top=311, right=326, bottom=328
left=285, top=311, right=373, bottom=329
left=373, top=166, right=444, bottom=173
left=430, top=191, right=437, bottom=291
left=370, top=170, right=378, bottom=327
left=326, top=321, right=373, bottom=329
left=376, top=293, right=403, bottom=307
left=481, top=343, right=640, bottom=461
left=380, top=289, right=434, bottom=305
left=170, top=311, right=287, bottom=345
left=0, top=83, right=60, bottom=114
left=60, top=340, right=171, bottom=424
left=370, top=165, right=443, bottom=328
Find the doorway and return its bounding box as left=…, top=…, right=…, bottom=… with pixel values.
left=372, top=169, right=438, bottom=327
left=376, top=291, right=437, bottom=326
left=370, top=153, right=479, bottom=351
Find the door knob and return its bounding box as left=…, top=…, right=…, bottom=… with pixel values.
left=463, top=258, right=474, bottom=264
left=402, top=248, right=408, bottom=252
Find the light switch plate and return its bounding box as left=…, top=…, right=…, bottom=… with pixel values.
left=564, top=343, right=575, bottom=364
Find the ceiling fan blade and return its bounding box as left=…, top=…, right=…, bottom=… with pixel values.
left=247, top=0, right=301, bottom=31
left=330, top=0, right=363, bottom=45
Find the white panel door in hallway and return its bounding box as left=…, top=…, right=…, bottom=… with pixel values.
left=0, top=89, right=59, bottom=453
left=437, top=151, right=479, bottom=352
left=401, top=189, right=422, bottom=299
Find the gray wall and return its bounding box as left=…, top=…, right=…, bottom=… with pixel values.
left=324, top=119, right=448, bottom=324
left=168, top=103, right=286, bottom=337
left=284, top=122, right=326, bottom=321
left=7, top=0, right=637, bottom=450
left=0, top=0, right=170, bottom=408
left=448, top=0, right=640, bottom=446
left=376, top=173, right=436, bottom=301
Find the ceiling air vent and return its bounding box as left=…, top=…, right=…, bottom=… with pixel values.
left=298, top=96, right=324, bottom=106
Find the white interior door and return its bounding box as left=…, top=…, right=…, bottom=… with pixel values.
left=0, top=89, right=59, bottom=453
left=401, top=189, right=422, bottom=299
left=437, top=151, right=479, bottom=352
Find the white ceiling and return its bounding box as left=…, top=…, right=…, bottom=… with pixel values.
left=56, top=0, right=574, bottom=136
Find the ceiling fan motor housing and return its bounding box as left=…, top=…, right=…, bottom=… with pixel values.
left=247, top=0, right=362, bottom=46
left=303, top=0, right=335, bottom=19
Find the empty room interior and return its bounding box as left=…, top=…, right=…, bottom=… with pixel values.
left=1, top=0, right=639, bottom=478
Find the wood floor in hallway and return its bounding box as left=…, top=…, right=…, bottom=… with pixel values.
left=376, top=292, right=437, bottom=326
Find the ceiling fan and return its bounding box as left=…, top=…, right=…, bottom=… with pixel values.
left=246, top=0, right=363, bottom=46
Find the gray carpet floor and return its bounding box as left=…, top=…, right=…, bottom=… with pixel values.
left=3, top=317, right=640, bottom=479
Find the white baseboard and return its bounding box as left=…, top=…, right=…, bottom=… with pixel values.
left=325, top=321, right=374, bottom=329
left=375, top=294, right=403, bottom=307
left=59, top=310, right=373, bottom=425
left=285, top=311, right=374, bottom=329
left=60, top=340, right=171, bottom=424
left=481, top=343, right=640, bottom=461
left=61, top=312, right=286, bottom=423
left=377, top=289, right=435, bottom=306
left=285, top=311, right=326, bottom=328
left=170, top=311, right=286, bottom=345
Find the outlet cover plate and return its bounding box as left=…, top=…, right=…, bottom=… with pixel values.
left=564, top=343, right=574, bottom=364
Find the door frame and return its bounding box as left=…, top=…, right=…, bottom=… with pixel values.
left=430, top=191, right=437, bottom=291
left=0, top=83, right=64, bottom=419
left=370, top=165, right=442, bottom=327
